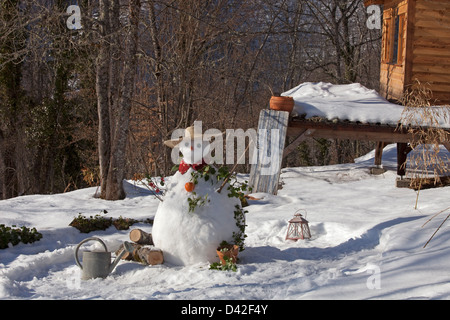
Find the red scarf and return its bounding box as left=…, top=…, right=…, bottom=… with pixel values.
left=178, top=159, right=207, bottom=175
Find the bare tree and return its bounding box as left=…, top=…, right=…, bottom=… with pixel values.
left=303, top=0, right=381, bottom=85
left=0, top=0, right=384, bottom=200
left=0, top=0, right=97, bottom=198
left=136, top=0, right=270, bottom=175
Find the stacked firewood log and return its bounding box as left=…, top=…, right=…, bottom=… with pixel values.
left=115, top=229, right=163, bottom=265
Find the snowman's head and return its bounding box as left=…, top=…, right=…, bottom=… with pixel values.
left=178, top=138, right=211, bottom=164
left=164, top=124, right=216, bottom=165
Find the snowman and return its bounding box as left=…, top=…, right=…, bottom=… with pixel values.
left=152, top=126, right=245, bottom=266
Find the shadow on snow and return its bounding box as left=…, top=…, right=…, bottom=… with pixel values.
left=242, top=216, right=424, bottom=264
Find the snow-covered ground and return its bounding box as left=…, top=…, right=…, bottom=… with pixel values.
left=1, top=144, right=449, bottom=300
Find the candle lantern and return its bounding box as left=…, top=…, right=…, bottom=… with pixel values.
left=285, top=209, right=311, bottom=241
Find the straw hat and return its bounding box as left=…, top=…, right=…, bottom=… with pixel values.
left=164, top=126, right=213, bottom=148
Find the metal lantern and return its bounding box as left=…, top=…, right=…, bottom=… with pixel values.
left=286, top=209, right=311, bottom=241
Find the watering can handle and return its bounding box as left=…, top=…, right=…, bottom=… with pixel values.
left=74, top=237, right=108, bottom=270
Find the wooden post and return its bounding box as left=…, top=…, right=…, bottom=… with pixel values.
left=443, top=142, right=450, bottom=153
left=370, top=141, right=388, bottom=174
left=249, top=110, right=290, bottom=195
left=374, top=142, right=386, bottom=167
left=397, top=142, right=412, bottom=176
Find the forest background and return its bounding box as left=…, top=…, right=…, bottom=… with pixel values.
left=0, top=0, right=382, bottom=200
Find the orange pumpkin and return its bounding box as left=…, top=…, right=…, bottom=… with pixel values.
left=185, top=182, right=195, bottom=192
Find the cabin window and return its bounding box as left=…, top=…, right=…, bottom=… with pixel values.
left=382, top=9, right=406, bottom=65
left=392, top=15, right=400, bottom=63
left=392, top=14, right=406, bottom=64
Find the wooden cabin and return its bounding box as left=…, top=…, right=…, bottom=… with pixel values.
left=365, top=0, right=450, bottom=104
left=249, top=1, right=450, bottom=194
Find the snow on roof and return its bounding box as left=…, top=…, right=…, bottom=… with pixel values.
left=282, top=82, right=450, bottom=129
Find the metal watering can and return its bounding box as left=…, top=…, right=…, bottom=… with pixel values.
left=75, top=237, right=133, bottom=280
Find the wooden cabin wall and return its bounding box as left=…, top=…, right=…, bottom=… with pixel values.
left=410, top=0, right=450, bottom=105
left=379, top=0, right=409, bottom=101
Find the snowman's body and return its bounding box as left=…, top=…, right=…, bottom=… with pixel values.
left=152, top=137, right=241, bottom=266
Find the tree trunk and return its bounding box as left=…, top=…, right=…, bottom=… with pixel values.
left=96, top=0, right=112, bottom=199
left=96, top=0, right=141, bottom=200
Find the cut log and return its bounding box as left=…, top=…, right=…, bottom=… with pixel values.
left=116, top=240, right=163, bottom=265
left=115, top=242, right=142, bottom=260
left=129, top=228, right=153, bottom=245
left=137, top=247, right=164, bottom=265
left=131, top=247, right=142, bottom=261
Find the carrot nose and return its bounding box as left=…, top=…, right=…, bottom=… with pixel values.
left=190, top=146, right=194, bottom=150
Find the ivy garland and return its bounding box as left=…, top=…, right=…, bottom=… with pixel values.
left=188, top=165, right=249, bottom=252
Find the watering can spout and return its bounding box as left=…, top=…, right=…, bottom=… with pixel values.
left=110, top=241, right=134, bottom=273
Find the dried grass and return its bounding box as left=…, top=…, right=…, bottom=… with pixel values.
left=398, top=80, right=450, bottom=191
left=398, top=80, right=450, bottom=247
